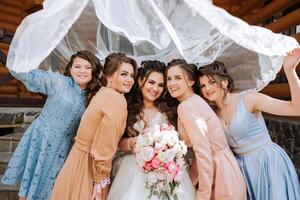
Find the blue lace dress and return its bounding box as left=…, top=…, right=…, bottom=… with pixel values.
left=1, top=69, right=86, bottom=200
left=227, top=93, right=300, bottom=200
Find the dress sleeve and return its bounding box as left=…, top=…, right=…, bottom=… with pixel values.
left=178, top=103, right=213, bottom=200
left=10, top=69, right=66, bottom=95
left=90, top=94, right=127, bottom=183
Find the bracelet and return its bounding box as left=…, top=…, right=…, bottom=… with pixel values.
left=94, top=178, right=111, bottom=193
left=127, top=138, right=133, bottom=151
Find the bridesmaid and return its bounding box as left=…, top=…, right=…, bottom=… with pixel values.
left=51, top=52, right=136, bottom=200
left=1, top=50, right=102, bottom=200
left=108, top=60, right=196, bottom=200
left=198, top=48, right=300, bottom=200
left=166, top=59, right=247, bottom=200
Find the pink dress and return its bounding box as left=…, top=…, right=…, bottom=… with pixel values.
left=177, top=94, right=247, bottom=200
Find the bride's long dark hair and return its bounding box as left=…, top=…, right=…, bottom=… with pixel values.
left=125, top=60, right=172, bottom=137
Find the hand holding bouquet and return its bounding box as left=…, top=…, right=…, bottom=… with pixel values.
left=136, top=123, right=187, bottom=200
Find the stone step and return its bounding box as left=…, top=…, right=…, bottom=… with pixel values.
left=0, top=175, right=19, bottom=200
left=0, top=191, right=18, bottom=200
left=0, top=132, right=22, bottom=176
left=0, top=152, right=12, bottom=175
left=0, top=108, right=41, bottom=128
left=0, top=176, right=19, bottom=191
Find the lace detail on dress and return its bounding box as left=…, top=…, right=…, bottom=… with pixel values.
left=133, top=112, right=168, bottom=134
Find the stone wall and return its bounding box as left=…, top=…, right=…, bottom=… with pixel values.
left=0, top=108, right=40, bottom=200
left=264, top=115, right=300, bottom=176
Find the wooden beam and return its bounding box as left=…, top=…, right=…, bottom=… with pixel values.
left=0, top=12, right=22, bottom=25
left=34, top=0, right=44, bottom=4
left=232, top=0, right=262, bottom=18
left=213, top=0, right=243, bottom=5
left=23, top=0, right=43, bottom=11
left=0, top=49, right=8, bottom=54
left=0, top=63, right=6, bottom=68
left=0, top=85, right=18, bottom=94
left=19, top=84, right=27, bottom=92
left=260, top=83, right=290, bottom=98
left=0, top=49, right=7, bottom=65
left=5, top=79, right=18, bottom=86
left=0, top=21, right=18, bottom=32
left=0, top=73, right=14, bottom=86
left=0, top=97, right=45, bottom=107
left=0, top=42, right=9, bottom=50
left=1, top=0, right=24, bottom=8
left=19, top=92, right=44, bottom=99
left=214, top=0, right=244, bottom=13
left=0, top=94, right=17, bottom=98
left=0, top=4, right=22, bottom=15
left=0, top=67, right=9, bottom=75
left=0, top=29, right=14, bottom=44
left=264, top=8, right=300, bottom=33
left=243, top=0, right=299, bottom=25
left=292, top=32, right=300, bottom=43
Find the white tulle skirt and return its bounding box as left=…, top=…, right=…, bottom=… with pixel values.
left=108, top=154, right=196, bottom=200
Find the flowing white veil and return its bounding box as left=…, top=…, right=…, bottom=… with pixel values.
left=6, top=0, right=299, bottom=91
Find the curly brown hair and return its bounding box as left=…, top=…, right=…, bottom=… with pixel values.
left=197, top=61, right=235, bottom=110
left=198, top=61, right=234, bottom=93
left=124, top=60, right=166, bottom=137
left=64, top=50, right=103, bottom=107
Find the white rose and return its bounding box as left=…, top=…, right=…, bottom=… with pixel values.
left=157, top=151, right=168, bottom=162
left=146, top=172, right=157, bottom=185
left=140, top=146, right=155, bottom=161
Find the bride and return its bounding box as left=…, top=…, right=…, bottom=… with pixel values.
left=108, top=60, right=196, bottom=200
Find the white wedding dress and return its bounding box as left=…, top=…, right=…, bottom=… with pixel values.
left=108, top=112, right=196, bottom=200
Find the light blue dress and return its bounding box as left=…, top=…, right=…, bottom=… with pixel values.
left=1, top=69, right=86, bottom=200
left=227, top=93, right=300, bottom=200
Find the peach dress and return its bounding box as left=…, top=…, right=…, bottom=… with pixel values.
left=177, top=94, right=247, bottom=200
left=51, top=87, right=127, bottom=200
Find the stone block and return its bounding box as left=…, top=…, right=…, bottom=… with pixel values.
left=0, top=135, right=12, bottom=141
left=0, top=141, right=11, bottom=152
left=0, top=113, right=24, bottom=127
left=0, top=152, right=12, bottom=164
left=11, top=141, right=19, bottom=152
left=0, top=191, right=10, bottom=200
left=264, top=115, right=300, bottom=177
left=0, top=176, right=19, bottom=192
left=24, top=111, right=39, bottom=124
left=0, top=163, right=7, bottom=175
left=11, top=192, right=19, bottom=200
left=11, top=132, right=24, bottom=141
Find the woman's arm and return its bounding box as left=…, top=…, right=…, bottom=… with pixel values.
left=178, top=103, right=213, bottom=200
left=90, top=93, right=127, bottom=199
left=118, top=137, right=137, bottom=153
left=10, top=69, right=66, bottom=95
left=245, top=48, right=300, bottom=116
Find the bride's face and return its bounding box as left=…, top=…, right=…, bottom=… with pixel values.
left=139, top=71, right=165, bottom=104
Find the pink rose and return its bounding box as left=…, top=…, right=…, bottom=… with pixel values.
left=143, top=161, right=153, bottom=171
left=160, top=124, right=174, bottom=131
left=174, top=170, right=183, bottom=181
left=151, top=156, right=161, bottom=169
left=164, top=161, right=180, bottom=179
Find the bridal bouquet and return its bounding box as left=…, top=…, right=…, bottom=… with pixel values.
left=136, top=123, right=187, bottom=200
